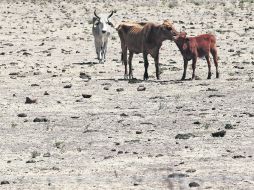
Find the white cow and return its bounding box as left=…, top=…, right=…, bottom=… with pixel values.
left=92, top=10, right=115, bottom=64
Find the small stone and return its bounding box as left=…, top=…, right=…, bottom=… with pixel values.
left=104, top=86, right=109, bottom=90
left=193, top=121, right=201, bottom=125
left=26, top=160, right=36, bottom=163
left=1, top=181, right=10, bottom=185
left=25, top=97, right=37, bottom=104
left=64, top=84, right=72, bottom=88
left=136, top=131, right=142, bottom=134
left=233, top=155, right=245, bottom=159
left=225, top=124, right=233, bottom=129
left=44, top=91, right=49, bottom=95
left=80, top=72, right=91, bottom=80
left=175, top=133, right=195, bottom=140
left=43, top=152, right=51, bottom=157
left=189, top=182, right=200, bottom=187
left=17, top=113, right=27, bottom=117
left=137, top=85, right=146, bottom=91
left=186, top=169, right=196, bottom=173
left=31, top=84, right=39, bottom=87
left=212, top=130, right=226, bottom=137
left=120, top=113, right=128, bottom=117
left=168, top=173, right=189, bottom=178
left=82, top=94, right=92, bottom=98
left=116, top=88, right=124, bottom=92
left=33, top=117, right=49, bottom=122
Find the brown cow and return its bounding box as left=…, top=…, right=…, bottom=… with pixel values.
left=174, top=32, right=219, bottom=80
left=117, top=20, right=178, bottom=80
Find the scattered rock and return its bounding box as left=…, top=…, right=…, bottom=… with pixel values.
left=44, top=91, right=49, bottom=95
left=1, top=181, right=10, bottom=185
left=168, top=173, right=189, bottom=178
left=82, top=94, right=92, bottom=98
left=189, top=182, right=200, bottom=187
left=208, top=94, right=225, bottom=98
left=33, top=117, right=49, bottom=122
left=80, top=72, right=91, bottom=80
left=31, top=83, right=39, bottom=87
left=17, top=113, right=27, bottom=117
left=116, top=88, right=124, bottom=92
left=155, top=154, right=163, bottom=157
left=175, top=133, right=195, bottom=140
left=31, top=151, right=40, bottom=158
left=193, top=121, right=201, bottom=125
left=64, top=84, right=72, bottom=88
left=212, top=130, right=226, bottom=137
left=225, top=124, right=233, bottom=129
left=103, top=86, right=109, bottom=90
left=186, top=169, right=196, bottom=173
left=233, top=155, right=245, bottom=159
left=43, top=152, right=51, bottom=157
left=120, top=113, right=128, bottom=117
left=137, top=85, right=146, bottom=91
left=25, top=97, right=37, bottom=104
left=136, top=131, right=142, bottom=134
left=26, top=160, right=36, bottom=163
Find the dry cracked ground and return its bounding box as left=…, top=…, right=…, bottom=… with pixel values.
left=0, top=0, right=254, bottom=189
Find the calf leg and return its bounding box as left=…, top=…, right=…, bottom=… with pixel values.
left=154, top=53, right=160, bottom=80
left=182, top=59, right=188, bottom=80
left=205, top=55, right=212, bottom=79
left=191, top=57, right=197, bottom=80
left=211, top=48, right=219, bottom=78
left=143, top=53, right=149, bottom=80
left=128, top=51, right=134, bottom=79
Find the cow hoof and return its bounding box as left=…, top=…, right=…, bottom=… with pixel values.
left=216, top=73, right=219, bottom=78
left=143, top=73, right=149, bottom=80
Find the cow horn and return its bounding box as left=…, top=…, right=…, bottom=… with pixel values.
left=108, top=10, right=115, bottom=19
left=94, top=10, right=100, bottom=19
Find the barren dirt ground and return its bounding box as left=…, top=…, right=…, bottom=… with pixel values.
left=0, top=0, right=254, bottom=189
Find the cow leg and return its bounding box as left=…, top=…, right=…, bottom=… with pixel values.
left=182, top=59, right=188, bottom=80
left=191, top=57, right=197, bottom=80
left=154, top=53, right=160, bottom=80
left=211, top=48, right=219, bottom=78
left=205, top=55, right=212, bottom=79
left=128, top=51, right=134, bottom=79
left=143, top=53, right=149, bottom=80
left=102, top=40, right=108, bottom=63
left=122, top=47, right=128, bottom=79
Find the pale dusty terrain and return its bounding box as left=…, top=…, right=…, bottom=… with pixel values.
left=0, top=0, right=254, bottom=189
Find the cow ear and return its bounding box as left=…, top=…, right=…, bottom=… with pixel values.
left=108, top=21, right=114, bottom=27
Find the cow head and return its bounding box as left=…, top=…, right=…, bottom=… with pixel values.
left=160, top=20, right=179, bottom=40
left=93, top=10, right=115, bottom=34
left=173, top=32, right=189, bottom=50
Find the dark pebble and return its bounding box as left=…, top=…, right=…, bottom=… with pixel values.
left=33, top=117, right=49, bottom=122
left=17, top=113, right=27, bottom=117
left=1, top=181, right=10, bottom=185
left=25, top=97, right=37, bottom=104
left=211, top=130, right=226, bottom=137
left=189, top=182, right=200, bottom=187
left=175, top=133, right=195, bottom=139
left=82, top=94, right=92, bottom=98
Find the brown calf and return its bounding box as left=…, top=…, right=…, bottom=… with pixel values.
left=174, top=32, right=219, bottom=80
left=117, top=20, right=178, bottom=80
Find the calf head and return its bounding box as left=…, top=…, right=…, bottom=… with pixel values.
left=174, top=32, right=189, bottom=49
left=160, top=20, right=179, bottom=40
left=93, top=10, right=115, bottom=34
